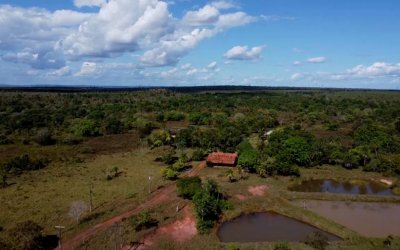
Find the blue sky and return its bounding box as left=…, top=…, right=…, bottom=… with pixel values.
left=0, top=0, right=399, bottom=89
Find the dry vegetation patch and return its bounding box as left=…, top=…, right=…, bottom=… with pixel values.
left=0, top=148, right=166, bottom=235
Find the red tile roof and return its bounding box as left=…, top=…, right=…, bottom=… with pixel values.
left=206, top=152, right=238, bottom=165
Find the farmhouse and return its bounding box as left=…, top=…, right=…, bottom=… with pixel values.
left=206, top=152, right=238, bottom=167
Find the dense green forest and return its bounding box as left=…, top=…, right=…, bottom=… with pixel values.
left=1, top=90, right=400, bottom=183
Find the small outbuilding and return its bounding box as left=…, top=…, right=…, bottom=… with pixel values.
left=206, top=152, right=238, bottom=167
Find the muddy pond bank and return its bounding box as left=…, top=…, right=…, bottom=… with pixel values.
left=289, top=179, right=396, bottom=196
left=293, top=200, right=400, bottom=237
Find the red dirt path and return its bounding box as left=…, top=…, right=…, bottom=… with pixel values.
left=63, top=161, right=205, bottom=250
left=137, top=206, right=197, bottom=249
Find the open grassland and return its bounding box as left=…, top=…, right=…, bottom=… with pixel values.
left=0, top=146, right=167, bottom=237
left=0, top=133, right=142, bottom=165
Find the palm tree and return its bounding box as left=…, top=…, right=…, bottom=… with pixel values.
left=226, top=169, right=235, bottom=182
left=257, top=167, right=266, bottom=178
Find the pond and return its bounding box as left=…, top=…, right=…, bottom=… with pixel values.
left=294, top=200, right=400, bottom=237
left=217, top=212, right=341, bottom=242
left=288, top=179, right=395, bottom=196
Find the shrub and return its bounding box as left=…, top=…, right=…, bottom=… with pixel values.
left=164, top=111, right=185, bottom=121
left=383, top=235, right=394, bottom=248
left=0, top=135, right=12, bottom=145
left=396, top=119, right=400, bottom=133
left=130, top=211, right=158, bottom=231
left=171, top=159, right=188, bottom=172
left=304, top=232, right=328, bottom=250
left=274, top=241, right=291, bottom=250
left=0, top=240, right=9, bottom=250
left=147, top=130, right=172, bottom=148
left=0, top=168, right=7, bottom=188
left=177, top=177, right=202, bottom=199
left=276, top=162, right=300, bottom=177
left=228, top=243, right=240, bottom=250
left=7, top=221, right=45, bottom=250
left=226, top=169, right=236, bottom=182
left=103, top=117, right=125, bottom=134
left=74, top=119, right=100, bottom=137
left=106, top=166, right=121, bottom=180
left=154, top=147, right=177, bottom=165
left=3, top=155, right=49, bottom=176
left=192, top=149, right=205, bottom=161
left=228, top=244, right=239, bottom=250
left=162, top=168, right=179, bottom=180
left=189, top=112, right=211, bottom=125
left=35, top=128, right=55, bottom=146
left=342, top=151, right=359, bottom=169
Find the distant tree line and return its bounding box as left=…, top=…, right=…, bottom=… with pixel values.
left=1, top=90, right=399, bottom=176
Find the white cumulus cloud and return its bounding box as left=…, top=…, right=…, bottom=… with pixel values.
left=293, top=61, right=302, bottom=66
left=2, top=49, right=65, bottom=69
left=0, top=0, right=260, bottom=70
left=211, top=0, right=238, bottom=10
left=224, top=45, right=265, bottom=61
left=140, top=28, right=216, bottom=66
left=207, top=61, right=218, bottom=70
left=307, top=57, right=327, bottom=63
left=74, top=0, right=106, bottom=8
left=0, top=5, right=90, bottom=69
left=48, top=66, right=72, bottom=77
left=291, top=73, right=304, bottom=80
left=63, top=0, right=172, bottom=58
left=182, top=5, right=220, bottom=26
left=75, top=62, right=97, bottom=76
left=346, top=62, right=400, bottom=77
left=140, top=2, right=257, bottom=67
left=215, top=12, right=257, bottom=29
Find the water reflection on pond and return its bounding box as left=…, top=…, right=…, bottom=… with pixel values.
left=294, top=200, right=400, bottom=237
left=217, top=212, right=341, bottom=242
left=288, top=179, right=395, bottom=196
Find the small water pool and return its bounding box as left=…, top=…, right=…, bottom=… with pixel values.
left=217, top=212, right=341, bottom=242
left=293, top=200, right=400, bottom=237
left=288, top=179, right=395, bottom=196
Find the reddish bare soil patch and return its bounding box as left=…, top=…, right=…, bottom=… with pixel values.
left=235, top=194, right=247, bottom=201
left=138, top=206, right=197, bottom=249
left=0, top=145, right=25, bottom=162
left=248, top=185, right=268, bottom=197
left=380, top=178, right=393, bottom=186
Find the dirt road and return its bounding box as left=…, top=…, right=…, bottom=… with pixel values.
left=63, top=161, right=205, bottom=249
